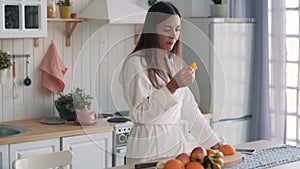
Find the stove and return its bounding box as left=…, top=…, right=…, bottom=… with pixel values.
left=99, top=111, right=133, bottom=167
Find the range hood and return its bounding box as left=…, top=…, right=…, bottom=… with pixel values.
left=80, top=0, right=147, bottom=24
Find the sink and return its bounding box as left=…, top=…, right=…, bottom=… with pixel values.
left=0, top=125, right=26, bottom=137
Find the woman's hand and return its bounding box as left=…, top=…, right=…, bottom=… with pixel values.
left=167, top=67, right=195, bottom=93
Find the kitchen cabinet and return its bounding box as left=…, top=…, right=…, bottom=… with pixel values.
left=0, top=0, right=47, bottom=39
left=62, top=131, right=113, bottom=169
left=9, top=138, right=60, bottom=168
left=0, top=144, right=8, bottom=169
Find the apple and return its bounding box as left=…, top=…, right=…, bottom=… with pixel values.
left=175, top=152, right=191, bottom=166
left=190, top=146, right=207, bottom=164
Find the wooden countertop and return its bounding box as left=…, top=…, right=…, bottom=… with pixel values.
left=0, top=117, right=114, bottom=144
left=0, top=112, right=210, bottom=145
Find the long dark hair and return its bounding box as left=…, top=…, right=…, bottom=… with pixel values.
left=131, top=1, right=182, bottom=88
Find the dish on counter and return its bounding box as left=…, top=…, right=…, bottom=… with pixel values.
left=40, top=117, right=66, bottom=125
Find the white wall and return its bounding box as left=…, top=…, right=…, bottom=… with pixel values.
left=131, top=0, right=212, bottom=17
left=0, top=0, right=214, bottom=122
left=0, top=1, right=135, bottom=122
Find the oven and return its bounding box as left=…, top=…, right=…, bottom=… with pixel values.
left=100, top=111, right=133, bottom=167
left=113, top=122, right=132, bottom=166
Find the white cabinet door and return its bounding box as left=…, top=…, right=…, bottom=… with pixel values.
left=62, top=132, right=113, bottom=169
left=0, top=144, right=8, bottom=169
left=9, top=138, right=60, bottom=167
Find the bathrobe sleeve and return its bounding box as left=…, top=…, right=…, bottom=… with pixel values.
left=181, top=87, right=220, bottom=148
left=121, top=56, right=178, bottom=123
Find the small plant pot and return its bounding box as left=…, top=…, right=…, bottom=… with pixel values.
left=55, top=104, right=77, bottom=121
left=59, top=6, right=72, bottom=18
left=210, top=4, right=228, bottom=17
left=58, top=110, right=77, bottom=121
left=55, top=88, right=93, bottom=121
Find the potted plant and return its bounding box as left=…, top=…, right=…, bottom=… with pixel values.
left=0, top=50, right=12, bottom=84
left=147, top=0, right=157, bottom=6
left=55, top=88, right=93, bottom=121
left=57, top=0, right=74, bottom=18
left=212, top=0, right=222, bottom=4
left=210, top=0, right=227, bottom=17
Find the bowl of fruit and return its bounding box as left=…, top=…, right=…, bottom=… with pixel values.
left=157, top=144, right=240, bottom=169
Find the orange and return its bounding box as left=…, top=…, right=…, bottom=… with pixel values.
left=189, top=62, right=198, bottom=70
left=185, top=162, right=204, bottom=169
left=163, top=159, right=184, bottom=169
left=220, top=144, right=236, bottom=156
left=206, top=148, right=217, bottom=155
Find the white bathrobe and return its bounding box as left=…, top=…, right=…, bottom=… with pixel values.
left=121, top=52, right=220, bottom=164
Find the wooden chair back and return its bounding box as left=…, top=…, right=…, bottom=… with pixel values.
left=12, top=150, right=73, bottom=169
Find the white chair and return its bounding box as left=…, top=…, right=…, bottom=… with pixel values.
left=12, top=150, right=73, bottom=169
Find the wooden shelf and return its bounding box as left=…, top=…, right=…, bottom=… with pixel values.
left=46, top=18, right=86, bottom=47
left=47, top=18, right=85, bottom=22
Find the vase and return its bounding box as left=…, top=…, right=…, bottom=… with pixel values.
left=57, top=109, right=77, bottom=121
left=55, top=103, right=77, bottom=121
left=75, top=105, right=98, bottom=125
left=0, top=69, right=8, bottom=85
left=59, top=5, right=72, bottom=18
left=210, top=4, right=228, bottom=18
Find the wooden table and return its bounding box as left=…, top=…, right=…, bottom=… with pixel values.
left=107, top=140, right=300, bottom=169
left=234, top=140, right=300, bottom=169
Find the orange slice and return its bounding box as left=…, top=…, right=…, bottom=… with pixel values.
left=189, top=62, right=198, bottom=70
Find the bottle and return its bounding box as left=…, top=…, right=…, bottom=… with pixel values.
left=47, top=0, right=57, bottom=18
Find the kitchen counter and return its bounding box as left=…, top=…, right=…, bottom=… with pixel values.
left=106, top=140, right=300, bottom=169
left=0, top=117, right=114, bottom=144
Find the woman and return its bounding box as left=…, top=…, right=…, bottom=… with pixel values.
left=121, top=1, right=222, bottom=164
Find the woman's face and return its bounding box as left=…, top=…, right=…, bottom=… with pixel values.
left=156, top=15, right=181, bottom=51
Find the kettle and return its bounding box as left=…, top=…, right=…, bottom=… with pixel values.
left=75, top=105, right=98, bottom=125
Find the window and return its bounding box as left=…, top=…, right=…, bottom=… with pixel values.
left=280, top=0, right=300, bottom=146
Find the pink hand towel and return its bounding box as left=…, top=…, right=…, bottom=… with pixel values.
left=39, top=43, right=68, bottom=94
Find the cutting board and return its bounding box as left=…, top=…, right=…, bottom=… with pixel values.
left=223, top=152, right=243, bottom=167
left=133, top=152, right=243, bottom=169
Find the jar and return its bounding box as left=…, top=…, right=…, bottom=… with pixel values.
left=47, top=0, right=57, bottom=18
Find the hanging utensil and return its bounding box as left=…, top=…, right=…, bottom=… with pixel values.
left=24, top=55, right=31, bottom=86
left=12, top=56, right=18, bottom=99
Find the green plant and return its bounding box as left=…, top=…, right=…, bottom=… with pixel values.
left=55, top=88, right=93, bottom=120
left=212, top=0, right=222, bottom=4
left=0, top=50, right=12, bottom=70
left=148, top=0, right=157, bottom=6
left=72, top=88, right=93, bottom=110
left=57, top=0, right=74, bottom=6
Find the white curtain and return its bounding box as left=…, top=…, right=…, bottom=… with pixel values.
left=244, top=0, right=286, bottom=143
